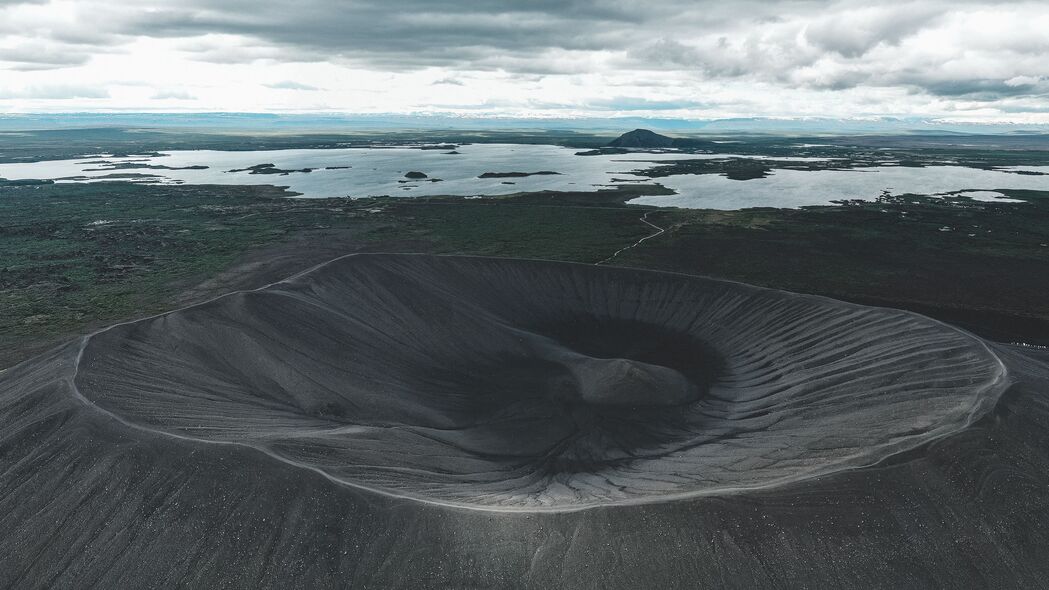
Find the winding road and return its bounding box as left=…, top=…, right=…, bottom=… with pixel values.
left=596, top=211, right=665, bottom=265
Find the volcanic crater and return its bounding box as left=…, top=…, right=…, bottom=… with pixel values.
left=68, top=254, right=1008, bottom=510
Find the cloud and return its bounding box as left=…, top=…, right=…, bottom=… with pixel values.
left=265, top=80, right=320, bottom=91
left=903, top=77, right=1049, bottom=102
left=627, top=39, right=704, bottom=69
left=802, top=5, right=943, bottom=58
left=0, top=0, right=1047, bottom=119
left=151, top=89, right=195, bottom=100
left=585, top=96, right=715, bottom=111
left=174, top=36, right=314, bottom=64
left=0, top=84, right=110, bottom=99
left=0, top=45, right=91, bottom=70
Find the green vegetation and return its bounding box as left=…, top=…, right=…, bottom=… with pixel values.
left=373, top=185, right=674, bottom=261
left=0, top=182, right=382, bottom=365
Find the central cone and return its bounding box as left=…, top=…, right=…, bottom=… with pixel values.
left=553, top=353, right=698, bottom=406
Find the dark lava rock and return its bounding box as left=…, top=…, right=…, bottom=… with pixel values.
left=576, top=148, right=630, bottom=156
left=478, top=171, right=561, bottom=178
left=0, top=178, right=54, bottom=186
left=608, top=129, right=676, bottom=148
left=228, top=163, right=314, bottom=175
left=86, top=163, right=209, bottom=171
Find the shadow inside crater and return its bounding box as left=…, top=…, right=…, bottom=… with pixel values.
left=531, top=316, right=726, bottom=395
left=417, top=316, right=729, bottom=472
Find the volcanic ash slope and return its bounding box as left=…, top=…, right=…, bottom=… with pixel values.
left=2, top=254, right=1049, bottom=589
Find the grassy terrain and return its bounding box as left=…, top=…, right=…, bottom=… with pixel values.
left=374, top=186, right=674, bottom=261
left=4, top=172, right=1049, bottom=369
left=1, top=182, right=325, bottom=363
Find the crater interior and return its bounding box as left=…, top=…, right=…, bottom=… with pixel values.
left=74, top=254, right=1008, bottom=510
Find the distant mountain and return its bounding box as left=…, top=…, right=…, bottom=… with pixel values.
left=608, top=129, right=676, bottom=148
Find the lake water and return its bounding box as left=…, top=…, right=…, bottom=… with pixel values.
left=2, top=144, right=1047, bottom=209
left=633, top=165, right=1049, bottom=208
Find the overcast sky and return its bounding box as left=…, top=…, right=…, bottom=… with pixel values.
left=1, top=0, right=1048, bottom=121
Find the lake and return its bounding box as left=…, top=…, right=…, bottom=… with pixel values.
left=2, top=143, right=1047, bottom=209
